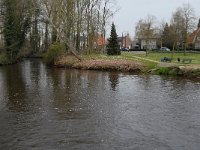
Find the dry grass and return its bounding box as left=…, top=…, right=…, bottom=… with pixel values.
left=74, top=59, right=145, bottom=72
left=54, top=54, right=145, bottom=72
left=54, top=55, right=81, bottom=67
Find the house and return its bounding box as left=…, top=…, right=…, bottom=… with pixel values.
left=117, top=33, right=132, bottom=49
left=94, top=33, right=106, bottom=48
left=187, top=19, right=200, bottom=50
left=79, top=33, right=106, bottom=50
left=132, top=40, right=140, bottom=49
left=139, top=38, right=157, bottom=50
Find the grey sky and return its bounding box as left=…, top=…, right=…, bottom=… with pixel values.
left=112, top=0, right=200, bottom=38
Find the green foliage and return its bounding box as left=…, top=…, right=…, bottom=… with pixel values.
left=155, top=67, right=177, bottom=76
left=44, top=42, right=65, bottom=65
left=3, top=0, right=31, bottom=62
left=107, top=23, right=121, bottom=55
left=18, top=43, right=32, bottom=58
left=0, top=53, right=10, bottom=65
left=156, top=67, right=171, bottom=75
left=162, top=23, right=173, bottom=49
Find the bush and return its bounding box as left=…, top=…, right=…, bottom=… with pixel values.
left=156, top=67, right=177, bottom=76
left=156, top=67, right=171, bottom=75
left=0, top=53, right=10, bottom=65
left=44, top=42, right=65, bottom=65
left=18, top=42, right=32, bottom=58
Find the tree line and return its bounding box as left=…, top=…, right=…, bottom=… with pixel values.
left=0, top=0, right=116, bottom=64
left=135, top=3, right=198, bottom=55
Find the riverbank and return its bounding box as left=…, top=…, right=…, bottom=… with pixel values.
left=54, top=53, right=200, bottom=79
left=153, top=63, right=200, bottom=78
left=54, top=54, right=145, bottom=72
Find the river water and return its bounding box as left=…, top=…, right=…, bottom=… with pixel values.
left=0, top=59, right=200, bottom=150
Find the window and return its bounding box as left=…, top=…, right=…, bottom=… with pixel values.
left=195, top=43, right=200, bottom=49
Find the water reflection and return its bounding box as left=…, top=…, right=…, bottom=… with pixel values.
left=109, top=72, right=119, bottom=91
left=0, top=59, right=200, bottom=150
left=2, top=63, right=27, bottom=112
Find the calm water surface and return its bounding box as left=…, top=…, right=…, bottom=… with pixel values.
left=0, top=59, right=200, bottom=150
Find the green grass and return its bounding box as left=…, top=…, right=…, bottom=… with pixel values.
left=155, top=67, right=177, bottom=76
left=122, top=52, right=200, bottom=64
left=81, top=51, right=200, bottom=70
left=81, top=51, right=200, bottom=74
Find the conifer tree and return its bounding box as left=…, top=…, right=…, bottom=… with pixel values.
left=106, top=23, right=120, bottom=55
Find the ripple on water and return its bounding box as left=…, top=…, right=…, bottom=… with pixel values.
left=0, top=60, right=200, bottom=150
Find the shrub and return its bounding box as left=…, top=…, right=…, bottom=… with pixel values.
left=156, top=67, right=171, bottom=75
left=44, top=42, right=65, bottom=65
left=0, top=53, right=10, bottom=65
left=18, top=42, right=32, bottom=58
left=156, top=67, right=177, bottom=76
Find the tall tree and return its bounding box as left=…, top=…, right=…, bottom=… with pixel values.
left=0, top=0, right=116, bottom=64
left=162, top=23, right=174, bottom=49
left=106, top=23, right=120, bottom=55
left=135, top=14, right=157, bottom=56
left=3, top=0, right=32, bottom=62
left=40, top=0, right=115, bottom=54
left=170, top=4, right=196, bottom=55
left=181, top=3, right=196, bottom=55
left=170, top=8, right=185, bottom=51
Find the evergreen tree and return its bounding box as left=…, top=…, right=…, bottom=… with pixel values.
left=162, top=23, right=174, bottom=49
left=106, top=23, right=120, bottom=55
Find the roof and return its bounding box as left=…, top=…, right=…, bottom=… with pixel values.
left=188, top=28, right=200, bottom=44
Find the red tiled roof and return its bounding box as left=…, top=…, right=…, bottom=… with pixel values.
left=96, top=34, right=106, bottom=46
left=187, top=28, right=200, bottom=44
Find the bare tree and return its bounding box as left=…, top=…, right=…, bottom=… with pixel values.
left=135, top=15, right=157, bottom=56
left=181, top=3, right=196, bottom=55
left=171, top=3, right=196, bottom=55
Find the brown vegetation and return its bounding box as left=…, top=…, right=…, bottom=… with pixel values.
left=54, top=55, right=145, bottom=72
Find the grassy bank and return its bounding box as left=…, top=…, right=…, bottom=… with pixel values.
left=123, top=51, right=200, bottom=78
left=53, top=51, right=200, bottom=78
left=54, top=54, right=146, bottom=72
left=123, top=51, right=200, bottom=64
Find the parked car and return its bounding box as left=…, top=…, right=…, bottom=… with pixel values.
left=120, top=47, right=129, bottom=51
left=160, top=47, right=170, bottom=51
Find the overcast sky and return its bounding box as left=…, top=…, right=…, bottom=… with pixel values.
left=112, top=0, right=200, bottom=38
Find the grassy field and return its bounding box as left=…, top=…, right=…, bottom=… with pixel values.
left=122, top=51, right=200, bottom=64
left=82, top=51, right=200, bottom=63
left=80, top=51, right=200, bottom=72
left=55, top=51, right=200, bottom=77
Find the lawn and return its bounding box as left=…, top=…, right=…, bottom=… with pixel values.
left=122, top=51, right=200, bottom=64
left=56, top=51, right=200, bottom=76
left=79, top=51, right=200, bottom=72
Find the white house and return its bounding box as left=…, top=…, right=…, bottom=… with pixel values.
left=140, top=38, right=157, bottom=50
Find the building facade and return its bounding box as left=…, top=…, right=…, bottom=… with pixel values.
left=188, top=19, right=200, bottom=50
left=117, top=34, right=132, bottom=49
left=140, top=38, right=157, bottom=50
